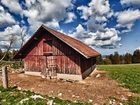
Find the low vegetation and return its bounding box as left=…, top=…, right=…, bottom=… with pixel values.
left=0, top=61, right=23, bottom=69
left=98, top=64, right=140, bottom=105
left=0, top=86, right=91, bottom=105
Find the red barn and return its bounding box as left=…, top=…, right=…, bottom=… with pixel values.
left=14, top=25, right=100, bottom=80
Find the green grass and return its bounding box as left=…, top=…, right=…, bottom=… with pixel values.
left=0, top=86, right=91, bottom=105
left=98, top=64, right=140, bottom=93
left=97, top=64, right=140, bottom=105
left=124, top=96, right=140, bottom=105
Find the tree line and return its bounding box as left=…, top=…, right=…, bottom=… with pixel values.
left=97, top=49, right=140, bottom=64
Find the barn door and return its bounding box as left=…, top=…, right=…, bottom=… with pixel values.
left=46, top=56, right=57, bottom=78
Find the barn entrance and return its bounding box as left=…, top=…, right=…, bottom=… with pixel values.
left=45, top=56, right=57, bottom=79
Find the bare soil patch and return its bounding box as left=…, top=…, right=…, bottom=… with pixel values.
left=5, top=70, right=135, bottom=104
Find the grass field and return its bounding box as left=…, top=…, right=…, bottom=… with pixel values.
left=97, top=64, right=140, bottom=105
left=0, top=86, right=91, bottom=105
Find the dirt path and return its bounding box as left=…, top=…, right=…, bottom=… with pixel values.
left=5, top=70, right=135, bottom=104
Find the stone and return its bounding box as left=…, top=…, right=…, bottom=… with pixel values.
left=58, top=93, right=62, bottom=97
left=47, top=100, right=53, bottom=105
left=96, top=74, right=101, bottom=78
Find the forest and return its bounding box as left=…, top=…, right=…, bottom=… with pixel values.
left=97, top=49, right=140, bottom=64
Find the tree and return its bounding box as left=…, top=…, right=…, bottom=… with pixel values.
left=0, top=49, right=3, bottom=59
left=0, top=35, right=17, bottom=61
left=103, top=58, right=112, bottom=64
left=96, top=55, right=103, bottom=64
left=19, top=29, right=27, bottom=48
left=113, top=52, right=120, bottom=64
left=132, top=49, right=140, bottom=63
left=120, top=55, right=125, bottom=64
left=124, top=53, right=132, bottom=64
left=109, top=54, right=115, bottom=64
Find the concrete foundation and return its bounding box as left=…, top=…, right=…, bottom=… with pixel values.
left=57, top=73, right=83, bottom=81
left=25, top=71, right=42, bottom=76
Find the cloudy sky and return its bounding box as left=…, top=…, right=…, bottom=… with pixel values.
left=0, top=0, right=140, bottom=55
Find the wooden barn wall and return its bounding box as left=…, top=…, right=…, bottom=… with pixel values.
left=24, top=55, right=46, bottom=72
left=80, top=57, right=96, bottom=73
left=23, top=32, right=81, bottom=75
left=23, top=34, right=46, bottom=72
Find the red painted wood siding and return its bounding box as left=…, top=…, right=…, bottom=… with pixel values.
left=23, top=33, right=81, bottom=75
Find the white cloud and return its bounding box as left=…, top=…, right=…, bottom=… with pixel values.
left=87, top=17, right=105, bottom=32
left=70, top=24, right=88, bottom=39
left=0, top=6, right=16, bottom=25
left=116, top=9, right=140, bottom=29
left=70, top=24, right=121, bottom=48
left=84, top=28, right=121, bottom=48
left=23, top=9, right=39, bottom=19
left=0, top=25, right=23, bottom=48
left=24, top=0, right=72, bottom=32
left=89, top=0, right=110, bottom=16
left=136, top=47, right=140, bottom=50
left=25, top=0, right=36, bottom=8
left=46, top=19, right=59, bottom=29
left=0, top=25, right=22, bottom=41
left=65, top=12, right=76, bottom=23
left=77, top=0, right=111, bottom=34
left=78, top=0, right=111, bottom=21
left=1, top=0, right=22, bottom=13
left=121, top=0, right=140, bottom=5
left=0, top=5, right=4, bottom=11
left=75, top=0, right=122, bottom=48
left=77, top=6, right=92, bottom=20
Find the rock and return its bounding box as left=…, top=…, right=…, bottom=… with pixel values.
left=47, top=100, right=53, bottom=105
left=119, top=103, right=123, bottom=105
left=88, top=99, right=93, bottom=103
left=127, top=93, right=132, bottom=97
left=76, top=95, right=79, bottom=98
left=30, top=95, right=45, bottom=99
left=17, top=87, right=22, bottom=90
left=72, top=95, right=75, bottom=98
left=41, top=75, right=46, bottom=79
left=96, top=74, right=101, bottom=78
left=58, top=93, right=62, bottom=97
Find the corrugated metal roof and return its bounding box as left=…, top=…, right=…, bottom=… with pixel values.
left=14, top=25, right=100, bottom=59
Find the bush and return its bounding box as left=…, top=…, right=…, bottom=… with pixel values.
left=0, top=61, right=23, bottom=69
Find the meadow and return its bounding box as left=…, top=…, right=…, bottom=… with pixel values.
left=98, top=64, right=140, bottom=105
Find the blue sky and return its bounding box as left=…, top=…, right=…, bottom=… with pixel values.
left=0, top=0, right=140, bottom=55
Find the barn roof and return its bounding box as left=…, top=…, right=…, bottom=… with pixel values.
left=14, top=25, right=100, bottom=59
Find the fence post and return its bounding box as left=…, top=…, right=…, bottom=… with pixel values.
left=2, top=66, right=8, bottom=89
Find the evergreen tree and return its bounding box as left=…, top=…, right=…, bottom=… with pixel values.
left=120, top=55, right=125, bottom=64
left=124, top=53, right=132, bottom=64
left=132, top=49, right=140, bottom=63
left=113, top=52, right=120, bottom=64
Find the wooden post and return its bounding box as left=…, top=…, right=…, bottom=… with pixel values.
left=2, top=66, right=8, bottom=89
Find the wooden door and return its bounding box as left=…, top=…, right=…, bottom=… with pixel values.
left=46, top=56, right=57, bottom=78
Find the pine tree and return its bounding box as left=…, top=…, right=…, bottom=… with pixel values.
left=132, top=49, right=140, bottom=63
left=124, top=53, right=132, bottom=64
